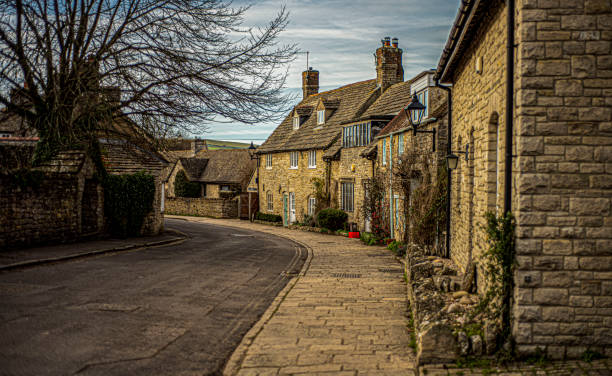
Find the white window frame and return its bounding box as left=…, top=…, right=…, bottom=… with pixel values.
left=341, top=182, right=354, bottom=212
left=267, top=192, right=273, bottom=211
left=289, top=151, right=299, bottom=169
left=308, top=197, right=316, bottom=216
left=382, top=139, right=387, bottom=165
left=413, top=89, right=429, bottom=123
left=398, top=133, right=404, bottom=156
left=265, top=154, right=273, bottom=169
left=308, top=150, right=317, bottom=168
left=293, top=116, right=300, bottom=130
left=317, top=110, right=325, bottom=125
left=0, top=132, right=11, bottom=138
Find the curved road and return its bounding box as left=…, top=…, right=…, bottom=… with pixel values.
left=0, top=218, right=306, bottom=375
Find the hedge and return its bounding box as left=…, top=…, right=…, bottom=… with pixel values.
left=174, top=170, right=201, bottom=198
left=317, top=208, right=348, bottom=231
left=255, top=212, right=282, bottom=223
left=104, top=171, right=155, bottom=237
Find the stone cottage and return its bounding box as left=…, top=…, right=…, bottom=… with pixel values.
left=437, top=0, right=612, bottom=358
left=373, top=69, right=449, bottom=244
left=256, top=37, right=414, bottom=228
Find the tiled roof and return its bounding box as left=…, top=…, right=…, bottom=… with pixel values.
left=101, top=139, right=167, bottom=176
left=377, top=97, right=448, bottom=138
left=0, top=111, right=36, bottom=137
left=360, top=81, right=412, bottom=119
left=195, top=149, right=255, bottom=189
left=322, top=137, right=342, bottom=160
left=179, top=157, right=208, bottom=180
left=256, top=79, right=379, bottom=153
left=35, top=151, right=87, bottom=174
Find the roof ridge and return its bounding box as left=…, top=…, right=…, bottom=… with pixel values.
left=308, top=78, right=376, bottom=98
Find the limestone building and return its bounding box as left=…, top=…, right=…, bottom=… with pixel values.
left=438, top=0, right=612, bottom=358
left=256, top=37, right=413, bottom=228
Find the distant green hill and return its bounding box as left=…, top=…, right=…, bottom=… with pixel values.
left=205, top=139, right=255, bottom=150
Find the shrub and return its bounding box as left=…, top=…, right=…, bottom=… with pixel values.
left=255, top=212, right=282, bottom=223
left=301, top=214, right=316, bottom=227
left=387, top=240, right=406, bottom=257
left=316, top=208, right=348, bottom=231
left=360, top=232, right=378, bottom=246
left=174, top=170, right=201, bottom=197
left=104, top=171, right=155, bottom=237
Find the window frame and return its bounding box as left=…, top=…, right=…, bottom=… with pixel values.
left=398, top=133, right=404, bottom=156
left=293, top=116, right=300, bottom=130
left=267, top=191, right=273, bottom=211
left=341, top=181, right=354, bottom=212
left=289, top=151, right=299, bottom=169
left=382, top=138, right=387, bottom=165
left=308, top=150, right=317, bottom=168
left=317, top=110, right=325, bottom=125
left=265, top=154, right=273, bottom=169
left=308, top=196, right=316, bottom=216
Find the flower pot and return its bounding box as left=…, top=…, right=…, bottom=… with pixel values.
left=349, top=231, right=360, bottom=239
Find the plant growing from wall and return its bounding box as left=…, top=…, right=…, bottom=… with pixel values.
left=104, top=171, right=155, bottom=237
left=174, top=170, right=201, bottom=198
left=394, top=150, right=447, bottom=252
left=361, top=171, right=390, bottom=240
left=311, top=177, right=330, bottom=214
left=476, top=211, right=516, bottom=353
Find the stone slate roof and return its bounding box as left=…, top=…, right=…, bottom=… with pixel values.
left=195, top=149, right=256, bottom=189
left=0, top=110, right=37, bottom=138
left=101, top=139, right=167, bottom=176
left=35, top=151, right=88, bottom=174
left=360, top=81, right=412, bottom=119
left=377, top=97, right=448, bottom=138
left=179, top=157, right=208, bottom=180
left=256, top=79, right=379, bottom=154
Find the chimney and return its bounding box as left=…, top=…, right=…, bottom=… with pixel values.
left=192, top=138, right=206, bottom=156
left=302, top=67, right=319, bottom=99
left=376, top=37, right=403, bottom=92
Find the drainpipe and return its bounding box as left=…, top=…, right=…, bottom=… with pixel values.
left=389, top=134, right=394, bottom=239
left=504, top=0, right=515, bottom=215
left=435, top=78, right=452, bottom=258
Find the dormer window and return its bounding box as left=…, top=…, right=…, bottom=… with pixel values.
left=317, top=110, right=325, bottom=125
left=293, top=115, right=300, bottom=130
left=412, top=89, right=429, bottom=123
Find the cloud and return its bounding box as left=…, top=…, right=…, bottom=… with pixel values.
left=199, top=0, right=460, bottom=141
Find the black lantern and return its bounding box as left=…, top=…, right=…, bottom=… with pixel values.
left=248, top=141, right=258, bottom=160
left=446, top=153, right=459, bottom=170
left=403, top=94, right=436, bottom=152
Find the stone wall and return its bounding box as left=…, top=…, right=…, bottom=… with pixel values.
left=165, top=197, right=238, bottom=218
left=512, top=0, right=612, bottom=358
left=337, top=146, right=374, bottom=230
left=0, top=174, right=90, bottom=249
left=449, top=0, right=508, bottom=289
left=258, top=149, right=328, bottom=224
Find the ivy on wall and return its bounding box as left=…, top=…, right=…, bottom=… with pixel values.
left=104, top=171, right=155, bottom=237
left=174, top=170, right=201, bottom=198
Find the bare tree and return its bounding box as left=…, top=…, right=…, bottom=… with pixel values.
left=0, top=0, right=296, bottom=162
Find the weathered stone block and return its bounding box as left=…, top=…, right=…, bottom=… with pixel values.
left=534, top=288, right=569, bottom=305
left=542, top=305, right=574, bottom=321
left=569, top=197, right=610, bottom=216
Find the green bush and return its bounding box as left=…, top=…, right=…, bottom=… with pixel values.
left=255, top=212, right=282, bottom=223
left=316, top=208, right=348, bottom=231
left=104, top=171, right=155, bottom=237
left=174, top=170, right=201, bottom=198
left=360, top=232, right=379, bottom=246
left=387, top=240, right=406, bottom=257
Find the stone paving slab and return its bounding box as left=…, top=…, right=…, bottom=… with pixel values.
left=165, top=216, right=415, bottom=375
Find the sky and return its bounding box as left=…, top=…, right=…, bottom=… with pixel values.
left=199, top=0, right=461, bottom=144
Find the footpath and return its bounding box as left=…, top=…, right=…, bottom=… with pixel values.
left=0, top=229, right=185, bottom=271
left=169, top=216, right=611, bottom=376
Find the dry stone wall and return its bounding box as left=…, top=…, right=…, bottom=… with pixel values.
left=165, top=197, right=237, bottom=218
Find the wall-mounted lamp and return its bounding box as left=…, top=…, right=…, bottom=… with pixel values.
left=446, top=144, right=469, bottom=170
left=248, top=141, right=258, bottom=160
left=403, top=94, right=436, bottom=152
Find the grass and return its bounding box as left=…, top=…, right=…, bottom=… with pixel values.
left=205, top=139, right=254, bottom=150
left=581, top=349, right=605, bottom=363
left=407, top=309, right=417, bottom=353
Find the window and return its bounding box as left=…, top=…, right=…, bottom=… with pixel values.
left=221, top=185, right=231, bottom=191
left=413, top=89, right=429, bottom=123
left=398, top=133, right=404, bottom=156
left=267, top=192, right=273, bottom=211
left=293, top=116, right=300, bottom=130
left=308, top=197, right=316, bottom=216
left=341, top=182, right=354, bottom=212
left=317, top=110, right=325, bottom=125
left=290, top=151, right=299, bottom=169
left=342, top=122, right=372, bottom=147
left=394, top=195, right=400, bottom=225
left=0, top=132, right=11, bottom=138
left=382, top=139, right=387, bottom=165
left=266, top=154, right=273, bottom=169
left=308, top=150, right=317, bottom=168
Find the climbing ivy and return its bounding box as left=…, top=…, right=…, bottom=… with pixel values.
left=104, top=171, right=155, bottom=237
left=174, top=170, right=201, bottom=198
left=476, top=211, right=516, bottom=353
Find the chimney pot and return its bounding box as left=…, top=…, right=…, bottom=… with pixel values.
left=384, top=37, right=391, bottom=47
left=392, top=38, right=398, bottom=48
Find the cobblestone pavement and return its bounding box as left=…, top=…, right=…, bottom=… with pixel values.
left=166, top=216, right=414, bottom=375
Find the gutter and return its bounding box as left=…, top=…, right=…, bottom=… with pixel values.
left=435, top=78, right=452, bottom=259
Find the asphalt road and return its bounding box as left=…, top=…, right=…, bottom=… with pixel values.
left=0, top=218, right=306, bottom=376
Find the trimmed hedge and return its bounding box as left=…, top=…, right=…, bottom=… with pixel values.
left=255, top=212, right=282, bottom=223
left=316, top=208, right=348, bottom=231
left=104, top=171, right=155, bottom=237
left=174, top=170, right=201, bottom=198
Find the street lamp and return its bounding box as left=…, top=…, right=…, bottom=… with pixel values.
left=446, top=144, right=469, bottom=170
left=403, top=94, right=436, bottom=152
left=248, top=141, right=257, bottom=160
